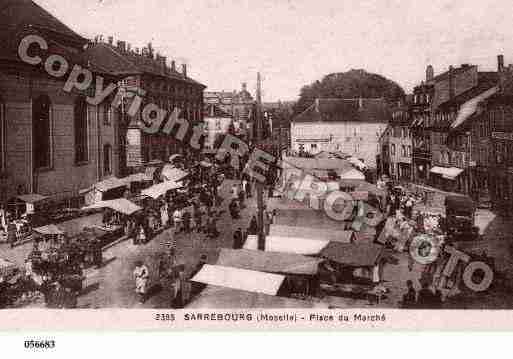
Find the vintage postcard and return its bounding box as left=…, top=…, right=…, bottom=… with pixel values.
left=0, top=0, right=512, bottom=331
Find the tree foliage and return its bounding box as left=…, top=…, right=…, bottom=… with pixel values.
left=293, top=69, right=405, bottom=115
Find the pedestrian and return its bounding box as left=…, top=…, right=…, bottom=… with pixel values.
left=402, top=280, right=417, bottom=308
left=183, top=210, right=191, bottom=233
left=161, top=202, right=169, bottom=228
left=245, top=179, right=252, bottom=198
left=405, top=196, right=414, bottom=219
left=136, top=224, right=146, bottom=245
left=231, top=183, right=239, bottom=202
left=238, top=188, right=245, bottom=208
left=416, top=280, right=436, bottom=309
left=173, top=207, right=183, bottom=233
left=7, top=219, right=16, bottom=248
left=248, top=216, right=258, bottom=235
left=193, top=205, right=203, bottom=233
left=133, top=260, right=149, bottom=304
left=229, top=199, right=240, bottom=219
left=233, top=228, right=243, bottom=249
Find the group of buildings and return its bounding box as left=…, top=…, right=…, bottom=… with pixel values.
left=380, top=56, right=513, bottom=215
left=0, top=0, right=205, bottom=206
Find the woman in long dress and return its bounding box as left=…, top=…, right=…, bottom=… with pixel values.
left=161, top=202, right=169, bottom=228
left=133, top=261, right=149, bottom=303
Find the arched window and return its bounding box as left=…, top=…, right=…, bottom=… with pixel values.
left=74, top=97, right=88, bottom=163
left=0, top=95, right=4, bottom=171
left=33, top=95, right=52, bottom=169
left=103, top=143, right=112, bottom=175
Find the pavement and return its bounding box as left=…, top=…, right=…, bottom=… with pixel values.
left=4, top=178, right=513, bottom=309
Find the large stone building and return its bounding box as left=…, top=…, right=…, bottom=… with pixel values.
left=202, top=104, right=233, bottom=149
left=204, top=83, right=255, bottom=139
left=388, top=102, right=413, bottom=181
left=290, top=98, right=391, bottom=168
left=410, top=67, right=435, bottom=184
left=429, top=65, right=498, bottom=193
left=85, top=37, right=206, bottom=174
left=0, top=0, right=121, bottom=204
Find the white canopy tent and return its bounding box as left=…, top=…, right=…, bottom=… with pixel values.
left=82, top=198, right=142, bottom=215
left=190, top=264, right=285, bottom=296
left=140, top=181, right=183, bottom=199
left=243, top=235, right=330, bottom=255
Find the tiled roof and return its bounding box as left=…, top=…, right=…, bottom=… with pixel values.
left=437, top=72, right=498, bottom=109
left=0, top=0, right=86, bottom=43
left=432, top=65, right=477, bottom=82
left=0, top=0, right=87, bottom=63
left=84, top=42, right=206, bottom=87
left=293, top=98, right=391, bottom=123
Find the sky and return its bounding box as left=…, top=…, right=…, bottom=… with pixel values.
left=34, top=0, right=513, bottom=102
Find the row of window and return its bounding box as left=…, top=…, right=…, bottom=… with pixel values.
left=0, top=94, right=113, bottom=175
left=390, top=144, right=412, bottom=157
left=392, top=126, right=411, bottom=138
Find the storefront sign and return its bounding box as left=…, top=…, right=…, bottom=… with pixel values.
left=492, top=132, right=513, bottom=141
left=126, top=129, right=142, bottom=167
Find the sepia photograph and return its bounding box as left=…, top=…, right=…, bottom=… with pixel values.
left=1, top=0, right=513, bottom=331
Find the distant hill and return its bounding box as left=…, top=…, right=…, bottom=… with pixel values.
left=293, top=69, right=405, bottom=115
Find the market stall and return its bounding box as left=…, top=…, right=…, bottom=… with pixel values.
left=190, top=264, right=286, bottom=296
left=216, top=249, right=324, bottom=297
left=81, top=177, right=128, bottom=205
left=318, top=242, right=387, bottom=300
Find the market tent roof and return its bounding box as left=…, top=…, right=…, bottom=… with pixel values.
left=216, top=249, right=324, bottom=275
left=161, top=165, right=189, bottom=182
left=339, top=168, right=365, bottom=180
left=430, top=166, right=464, bottom=180
left=320, top=242, right=384, bottom=267
left=33, top=224, right=64, bottom=236
left=93, top=177, right=128, bottom=192
left=281, top=156, right=353, bottom=171
left=169, top=154, right=183, bottom=161
left=122, top=173, right=152, bottom=184
left=190, top=264, right=285, bottom=296
left=82, top=198, right=142, bottom=215
left=186, top=285, right=318, bottom=308
left=269, top=225, right=354, bottom=243
left=16, top=194, right=48, bottom=203
left=0, top=258, right=17, bottom=277
left=243, top=235, right=329, bottom=255
left=141, top=181, right=183, bottom=199
left=451, top=86, right=498, bottom=130
left=347, top=157, right=367, bottom=170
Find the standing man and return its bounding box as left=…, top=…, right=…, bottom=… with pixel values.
left=133, top=261, right=150, bottom=304
left=233, top=228, right=243, bottom=249
left=7, top=216, right=16, bottom=248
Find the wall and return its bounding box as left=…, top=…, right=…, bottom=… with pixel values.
left=291, top=121, right=387, bottom=167
left=0, top=71, right=119, bottom=202
left=203, top=116, right=233, bottom=148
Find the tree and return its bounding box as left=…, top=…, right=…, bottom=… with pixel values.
left=293, top=69, right=405, bottom=115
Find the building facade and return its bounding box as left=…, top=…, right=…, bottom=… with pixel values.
left=388, top=104, right=413, bottom=181
left=291, top=98, right=391, bottom=168
left=0, top=0, right=121, bottom=204
left=86, top=38, right=206, bottom=174
left=202, top=104, right=233, bottom=149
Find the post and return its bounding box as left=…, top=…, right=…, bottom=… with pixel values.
left=256, top=73, right=265, bottom=251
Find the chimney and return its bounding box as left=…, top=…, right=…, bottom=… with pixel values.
left=108, top=36, right=113, bottom=45
left=426, top=65, right=434, bottom=82
left=127, top=43, right=131, bottom=52
left=449, top=65, right=455, bottom=99
left=498, top=54, right=504, bottom=72
left=242, top=82, right=247, bottom=91
left=182, top=63, right=187, bottom=77
left=171, top=60, right=176, bottom=72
